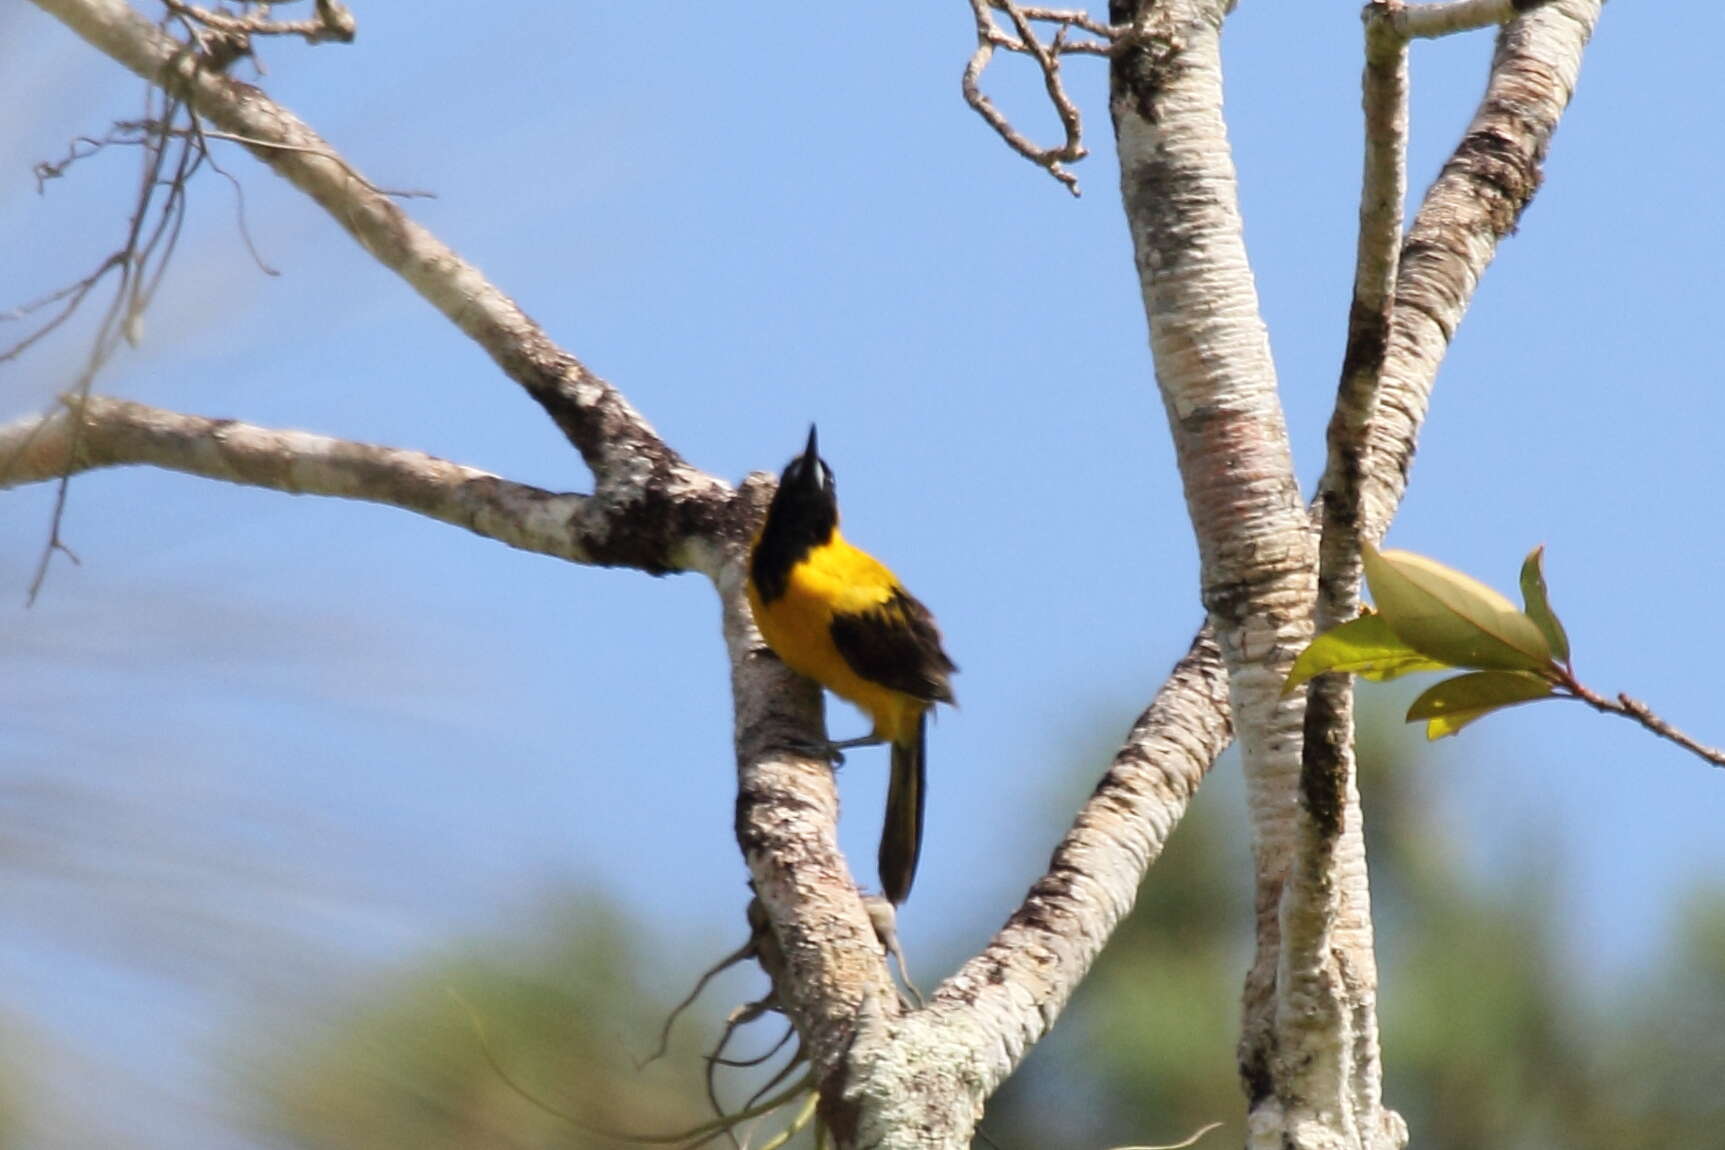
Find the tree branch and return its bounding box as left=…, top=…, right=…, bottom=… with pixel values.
left=1079, top=2, right=1601, bottom=1148
left=1364, top=0, right=1600, bottom=532
left=721, top=552, right=910, bottom=1142
left=1395, top=0, right=1544, bottom=40
left=1278, top=3, right=1410, bottom=1141
left=1107, top=3, right=1332, bottom=1142
left=911, top=628, right=1230, bottom=1094
left=1557, top=680, right=1725, bottom=770
left=29, top=0, right=698, bottom=505
left=0, top=396, right=613, bottom=565
left=1274, top=1, right=1599, bottom=1145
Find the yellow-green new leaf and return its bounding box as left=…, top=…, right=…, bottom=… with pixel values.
left=1363, top=543, right=1554, bottom=672
left=1518, top=545, right=1571, bottom=664
left=1284, top=613, right=1452, bottom=694
left=1407, top=670, right=1556, bottom=739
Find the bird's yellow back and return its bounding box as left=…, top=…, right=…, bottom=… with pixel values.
left=747, top=529, right=924, bottom=744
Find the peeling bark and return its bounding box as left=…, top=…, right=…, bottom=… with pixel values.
left=1109, top=0, right=1324, bottom=1138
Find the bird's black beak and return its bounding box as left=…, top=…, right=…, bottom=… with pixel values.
left=779, top=423, right=832, bottom=504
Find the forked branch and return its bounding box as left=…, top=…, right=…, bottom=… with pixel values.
left=162, top=0, right=355, bottom=46
left=962, top=0, right=1122, bottom=194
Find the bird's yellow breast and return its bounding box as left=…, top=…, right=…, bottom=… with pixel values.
left=746, top=530, right=924, bottom=744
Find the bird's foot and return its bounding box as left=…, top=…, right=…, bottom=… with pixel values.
left=773, top=733, right=884, bottom=767
left=830, top=734, right=886, bottom=752
left=777, top=736, right=847, bottom=766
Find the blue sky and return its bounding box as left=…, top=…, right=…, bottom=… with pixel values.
left=2, top=2, right=1722, bottom=1145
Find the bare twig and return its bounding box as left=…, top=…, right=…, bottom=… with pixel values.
left=0, top=255, right=126, bottom=364
left=27, top=475, right=78, bottom=605
left=37, top=0, right=691, bottom=494
left=187, top=111, right=280, bottom=275
left=1113, top=1121, right=1226, bottom=1150
left=193, top=127, right=432, bottom=198
left=33, top=126, right=153, bottom=189
left=451, top=987, right=813, bottom=1148
left=703, top=1002, right=770, bottom=1148
left=14, top=86, right=203, bottom=600
left=6, top=16, right=417, bottom=597
left=1558, top=679, right=1725, bottom=768
left=5, top=109, right=199, bottom=366
left=34, top=114, right=431, bottom=200
left=962, top=0, right=1122, bottom=195
left=751, top=1089, right=820, bottom=1150
left=1011, top=5, right=1118, bottom=40
left=707, top=1022, right=796, bottom=1069
left=739, top=1045, right=808, bottom=1115
left=642, top=934, right=762, bottom=1067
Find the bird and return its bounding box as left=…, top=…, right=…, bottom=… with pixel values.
left=746, top=425, right=957, bottom=904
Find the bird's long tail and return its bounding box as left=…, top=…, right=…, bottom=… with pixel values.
left=879, top=712, right=927, bottom=905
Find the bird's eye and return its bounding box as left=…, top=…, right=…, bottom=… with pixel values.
left=817, top=463, right=833, bottom=489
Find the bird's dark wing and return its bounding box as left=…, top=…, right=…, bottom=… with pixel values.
left=829, top=587, right=957, bottom=705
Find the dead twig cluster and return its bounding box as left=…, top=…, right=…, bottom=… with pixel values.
left=630, top=898, right=828, bottom=1149
left=3, top=0, right=370, bottom=603
left=162, top=0, right=354, bottom=72
left=454, top=977, right=818, bottom=1150
left=4, top=78, right=208, bottom=602
left=629, top=896, right=917, bottom=1148
left=963, top=0, right=1123, bottom=195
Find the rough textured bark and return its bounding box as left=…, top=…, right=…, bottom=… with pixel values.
left=0, top=396, right=605, bottom=564
left=1366, top=0, right=1601, bottom=535
left=1276, top=8, right=1411, bottom=1150
left=832, top=630, right=1232, bottom=1146
left=1108, top=1, right=1329, bottom=1141
left=1104, top=1, right=1598, bottom=1147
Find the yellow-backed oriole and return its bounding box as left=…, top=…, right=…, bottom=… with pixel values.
left=746, top=426, right=957, bottom=904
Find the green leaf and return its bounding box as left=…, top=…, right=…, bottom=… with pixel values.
left=1518, top=545, right=1571, bottom=664
left=1362, top=543, right=1554, bottom=672
left=1284, top=613, right=1452, bottom=694
left=1406, top=670, right=1557, bottom=739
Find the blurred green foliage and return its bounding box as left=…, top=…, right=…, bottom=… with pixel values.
left=250, top=895, right=804, bottom=1149
left=251, top=721, right=1725, bottom=1150
left=978, top=708, right=1725, bottom=1149
left=0, top=1045, right=17, bottom=1149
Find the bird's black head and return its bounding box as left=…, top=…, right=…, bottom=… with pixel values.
left=751, top=425, right=838, bottom=602
left=778, top=424, right=836, bottom=512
